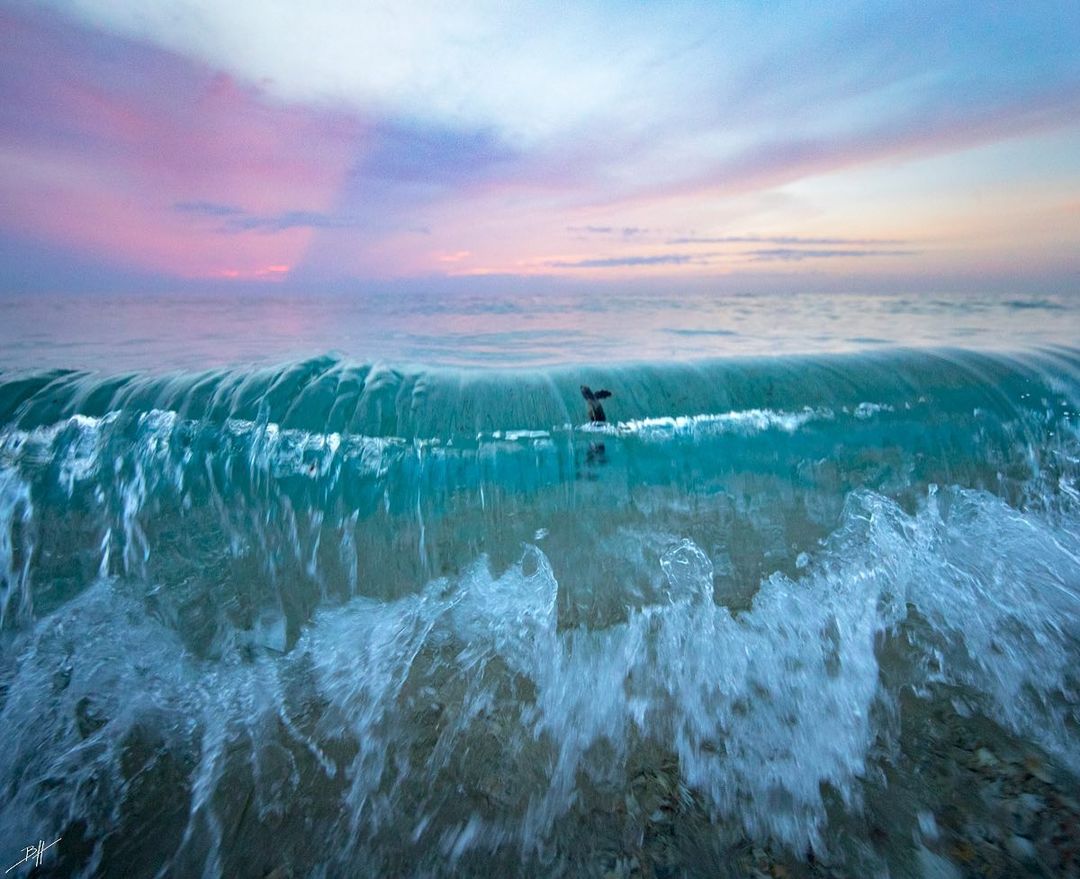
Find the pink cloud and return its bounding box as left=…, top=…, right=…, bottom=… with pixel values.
left=0, top=10, right=361, bottom=280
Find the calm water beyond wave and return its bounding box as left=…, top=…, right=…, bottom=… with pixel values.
left=1, top=289, right=1078, bottom=878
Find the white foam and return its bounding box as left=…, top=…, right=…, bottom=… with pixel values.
left=852, top=402, right=894, bottom=419
left=0, top=464, right=33, bottom=627
left=613, top=407, right=833, bottom=440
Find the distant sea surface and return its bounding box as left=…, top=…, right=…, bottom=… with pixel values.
left=0, top=288, right=1076, bottom=370
left=1, top=288, right=1079, bottom=877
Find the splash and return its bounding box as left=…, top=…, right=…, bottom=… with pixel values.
left=0, top=347, right=1078, bottom=876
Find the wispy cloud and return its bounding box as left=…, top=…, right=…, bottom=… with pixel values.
left=548, top=253, right=700, bottom=269
left=550, top=245, right=918, bottom=270
left=173, top=201, right=244, bottom=217
left=567, top=225, right=650, bottom=238
left=669, top=235, right=907, bottom=246
left=227, top=211, right=364, bottom=234
left=748, top=248, right=917, bottom=262
left=173, top=201, right=370, bottom=233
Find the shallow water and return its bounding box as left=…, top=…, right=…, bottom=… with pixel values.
left=0, top=291, right=1079, bottom=877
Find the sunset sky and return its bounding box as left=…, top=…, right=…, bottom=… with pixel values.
left=1, top=0, right=1079, bottom=295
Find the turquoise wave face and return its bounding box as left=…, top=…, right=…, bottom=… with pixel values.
left=1, top=348, right=1079, bottom=877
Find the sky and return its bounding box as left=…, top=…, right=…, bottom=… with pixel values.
left=1, top=0, right=1079, bottom=296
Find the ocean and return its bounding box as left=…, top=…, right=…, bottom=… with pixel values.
left=0, top=289, right=1078, bottom=877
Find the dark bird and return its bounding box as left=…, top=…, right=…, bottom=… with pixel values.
left=580, top=385, right=612, bottom=423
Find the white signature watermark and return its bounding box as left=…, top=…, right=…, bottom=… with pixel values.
left=5, top=839, right=61, bottom=873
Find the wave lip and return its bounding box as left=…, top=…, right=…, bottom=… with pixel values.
left=2, top=346, right=1077, bottom=439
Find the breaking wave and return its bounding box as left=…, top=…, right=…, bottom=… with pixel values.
left=1, top=347, right=1078, bottom=877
